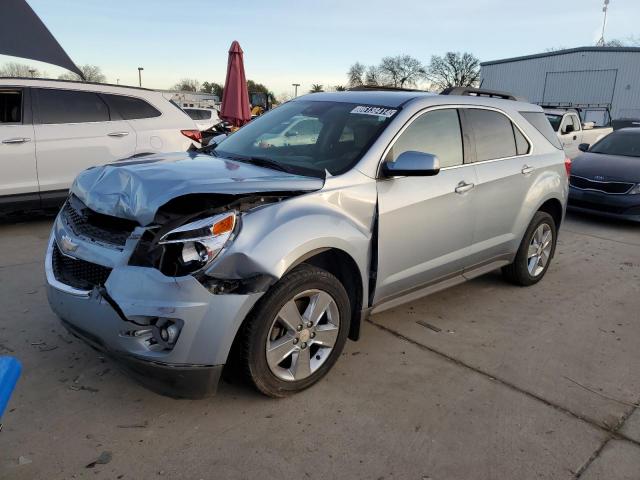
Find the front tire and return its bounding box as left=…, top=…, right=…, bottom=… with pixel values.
left=502, top=211, right=557, bottom=286
left=239, top=264, right=351, bottom=397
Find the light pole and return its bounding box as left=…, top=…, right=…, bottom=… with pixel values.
left=292, top=83, right=300, bottom=97
left=138, top=67, right=144, bottom=87
left=596, top=0, right=610, bottom=46
left=28, top=69, right=36, bottom=78
left=116, top=78, right=120, bottom=85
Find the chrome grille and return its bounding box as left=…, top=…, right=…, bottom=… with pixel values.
left=61, top=196, right=137, bottom=247
left=569, top=176, right=634, bottom=195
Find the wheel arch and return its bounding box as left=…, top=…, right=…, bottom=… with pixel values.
left=289, top=247, right=364, bottom=341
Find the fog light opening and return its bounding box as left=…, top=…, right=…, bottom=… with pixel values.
left=151, top=318, right=183, bottom=350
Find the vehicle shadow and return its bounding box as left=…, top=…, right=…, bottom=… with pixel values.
left=0, top=209, right=58, bottom=225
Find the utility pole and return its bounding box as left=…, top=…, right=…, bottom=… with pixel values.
left=596, top=0, right=610, bottom=46
left=138, top=67, right=144, bottom=87
left=292, top=83, right=300, bottom=97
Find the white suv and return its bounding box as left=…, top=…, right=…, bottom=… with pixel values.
left=0, top=78, right=201, bottom=212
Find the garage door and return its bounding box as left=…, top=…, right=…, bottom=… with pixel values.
left=543, top=69, right=617, bottom=105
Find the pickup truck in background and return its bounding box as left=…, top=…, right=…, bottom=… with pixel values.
left=544, top=108, right=613, bottom=159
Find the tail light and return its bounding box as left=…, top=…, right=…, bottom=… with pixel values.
left=181, top=129, right=202, bottom=144
left=564, top=157, right=572, bottom=177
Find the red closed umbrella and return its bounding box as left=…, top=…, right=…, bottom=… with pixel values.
left=220, top=41, right=251, bottom=128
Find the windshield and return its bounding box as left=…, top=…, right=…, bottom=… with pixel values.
left=545, top=114, right=562, bottom=132
left=590, top=131, right=640, bottom=157
left=213, top=100, right=398, bottom=177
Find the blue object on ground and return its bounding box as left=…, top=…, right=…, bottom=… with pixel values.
left=0, top=356, right=21, bottom=418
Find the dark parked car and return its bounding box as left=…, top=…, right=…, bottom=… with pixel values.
left=568, top=129, right=640, bottom=222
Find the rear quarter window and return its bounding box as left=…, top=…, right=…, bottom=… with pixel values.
left=520, top=111, right=563, bottom=149
left=102, top=94, right=161, bottom=120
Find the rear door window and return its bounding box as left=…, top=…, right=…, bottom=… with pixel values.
left=386, top=108, right=463, bottom=168
left=0, top=90, right=22, bottom=123
left=36, top=88, right=109, bottom=124
left=465, top=109, right=518, bottom=161
left=102, top=94, right=161, bottom=120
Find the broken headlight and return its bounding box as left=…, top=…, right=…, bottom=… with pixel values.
left=157, top=212, right=236, bottom=276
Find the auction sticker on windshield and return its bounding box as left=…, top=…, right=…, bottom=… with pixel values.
left=350, top=106, right=397, bottom=118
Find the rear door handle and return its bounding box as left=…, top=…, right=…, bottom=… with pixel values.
left=107, top=131, right=130, bottom=137
left=455, top=181, right=475, bottom=194
left=521, top=165, right=535, bottom=175
left=2, top=137, right=31, bottom=144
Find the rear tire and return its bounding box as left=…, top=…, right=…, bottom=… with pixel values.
left=238, top=264, right=351, bottom=397
left=502, top=211, right=557, bottom=286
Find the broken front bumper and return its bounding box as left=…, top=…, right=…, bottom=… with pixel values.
left=45, top=227, right=262, bottom=398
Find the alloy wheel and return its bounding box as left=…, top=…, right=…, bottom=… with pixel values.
left=527, top=223, right=553, bottom=277
left=265, top=289, right=340, bottom=382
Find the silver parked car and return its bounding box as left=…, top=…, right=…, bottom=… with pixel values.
left=46, top=88, right=569, bottom=398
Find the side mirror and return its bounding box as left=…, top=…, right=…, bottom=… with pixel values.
left=578, top=143, right=590, bottom=152
left=382, top=151, right=440, bottom=177
left=582, top=121, right=595, bottom=130
left=563, top=124, right=575, bottom=135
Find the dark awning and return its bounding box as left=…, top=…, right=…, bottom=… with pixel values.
left=0, top=0, right=84, bottom=79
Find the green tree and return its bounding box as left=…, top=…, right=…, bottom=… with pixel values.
left=334, top=85, right=346, bottom=91
left=172, top=78, right=200, bottom=92
left=58, top=64, right=106, bottom=83
left=309, top=84, right=324, bottom=93
left=201, top=81, right=224, bottom=98
left=247, top=80, right=276, bottom=103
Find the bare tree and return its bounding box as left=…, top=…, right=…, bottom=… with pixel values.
left=347, top=62, right=366, bottom=87
left=0, top=62, right=41, bottom=78
left=58, top=64, right=106, bottom=83
left=309, top=84, right=324, bottom=93
left=378, top=55, right=426, bottom=88
left=365, top=65, right=382, bottom=86
left=172, top=78, right=200, bottom=92
left=426, top=52, right=480, bottom=91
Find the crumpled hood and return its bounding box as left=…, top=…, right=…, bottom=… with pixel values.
left=572, top=152, right=640, bottom=183
left=70, top=152, right=324, bottom=225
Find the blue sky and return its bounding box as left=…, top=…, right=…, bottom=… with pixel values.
left=2, top=0, right=639, bottom=97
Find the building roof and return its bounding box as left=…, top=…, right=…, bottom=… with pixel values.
left=481, top=46, right=640, bottom=66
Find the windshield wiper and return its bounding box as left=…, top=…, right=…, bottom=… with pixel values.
left=226, top=155, right=295, bottom=174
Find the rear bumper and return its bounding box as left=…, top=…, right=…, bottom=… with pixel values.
left=568, top=187, right=640, bottom=222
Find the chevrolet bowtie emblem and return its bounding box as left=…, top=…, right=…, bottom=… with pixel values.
left=60, top=234, right=78, bottom=253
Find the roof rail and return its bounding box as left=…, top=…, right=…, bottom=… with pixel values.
left=348, top=85, right=427, bottom=93
left=537, top=102, right=611, bottom=110
left=440, top=86, right=520, bottom=101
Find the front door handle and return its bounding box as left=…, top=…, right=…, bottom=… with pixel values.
left=521, top=165, right=535, bottom=175
left=107, top=131, right=130, bottom=137
left=455, top=181, right=475, bottom=194
left=2, top=137, right=31, bottom=144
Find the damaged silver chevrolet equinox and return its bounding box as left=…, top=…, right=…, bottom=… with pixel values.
left=46, top=88, right=569, bottom=398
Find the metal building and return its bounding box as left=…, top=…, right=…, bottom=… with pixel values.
left=480, top=47, right=640, bottom=123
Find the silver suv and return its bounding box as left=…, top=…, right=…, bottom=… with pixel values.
left=45, top=88, right=569, bottom=398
